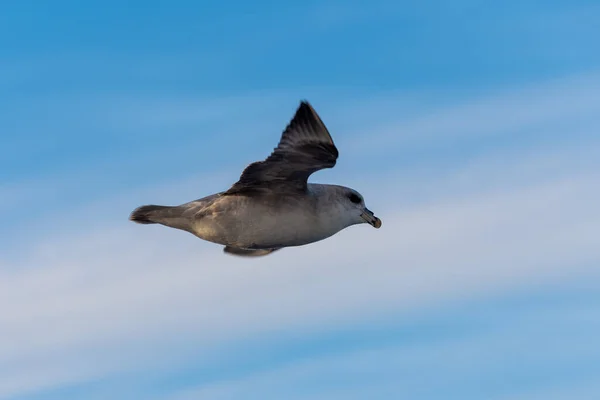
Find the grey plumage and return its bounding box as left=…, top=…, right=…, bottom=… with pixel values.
left=129, top=101, right=381, bottom=257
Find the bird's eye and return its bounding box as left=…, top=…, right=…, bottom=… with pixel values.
left=348, top=193, right=361, bottom=204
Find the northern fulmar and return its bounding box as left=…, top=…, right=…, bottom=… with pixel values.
left=129, top=101, right=382, bottom=257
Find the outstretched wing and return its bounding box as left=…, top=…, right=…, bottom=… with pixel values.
left=224, top=101, right=339, bottom=195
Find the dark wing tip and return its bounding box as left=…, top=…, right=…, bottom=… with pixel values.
left=286, top=100, right=335, bottom=145
left=296, top=100, right=320, bottom=118
left=292, top=100, right=316, bottom=123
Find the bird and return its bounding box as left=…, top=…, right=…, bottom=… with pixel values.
left=129, top=100, right=381, bottom=257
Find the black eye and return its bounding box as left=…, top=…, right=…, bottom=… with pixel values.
left=348, top=193, right=361, bottom=204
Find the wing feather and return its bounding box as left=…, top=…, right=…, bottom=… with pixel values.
left=224, top=101, right=339, bottom=195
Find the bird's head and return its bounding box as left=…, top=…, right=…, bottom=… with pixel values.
left=334, top=186, right=382, bottom=229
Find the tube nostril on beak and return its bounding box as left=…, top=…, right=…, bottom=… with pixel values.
left=360, top=209, right=381, bottom=228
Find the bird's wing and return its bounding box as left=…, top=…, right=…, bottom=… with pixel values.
left=224, top=101, right=339, bottom=195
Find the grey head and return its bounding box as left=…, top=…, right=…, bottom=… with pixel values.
left=340, top=186, right=382, bottom=229
left=312, top=184, right=382, bottom=229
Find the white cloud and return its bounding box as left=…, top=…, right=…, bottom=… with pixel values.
left=344, top=71, right=600, bottom=153
left=167, top=289, right=600, bottom=400
left=1, top=160, right=598, bottom=398
left=2, top=73, right=600, bottom=398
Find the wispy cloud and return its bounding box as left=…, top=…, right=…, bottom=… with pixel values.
left=2, top=71, right=600, bottom=398
left=2, top=154, right=598, bottom=398
left=167, top=279, right=600, bottom=400
left=345, top=72, right=600, bottom=151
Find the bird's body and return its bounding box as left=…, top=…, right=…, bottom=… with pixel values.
left=130, top=101, right=381, bottom=257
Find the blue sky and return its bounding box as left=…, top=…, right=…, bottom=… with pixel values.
left=1, top=1, right=599, bottom=399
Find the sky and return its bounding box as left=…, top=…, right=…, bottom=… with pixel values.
left=1, top=0, right=599, bottom=399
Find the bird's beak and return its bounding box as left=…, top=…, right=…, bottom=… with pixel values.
left=361, top=208, right=382, bottom=228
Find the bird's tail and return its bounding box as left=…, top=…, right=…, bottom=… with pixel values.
left=129, top=205, right=174, bottom=225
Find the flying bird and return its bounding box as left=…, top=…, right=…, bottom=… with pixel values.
left=129, top=101, right=382, bottom=257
